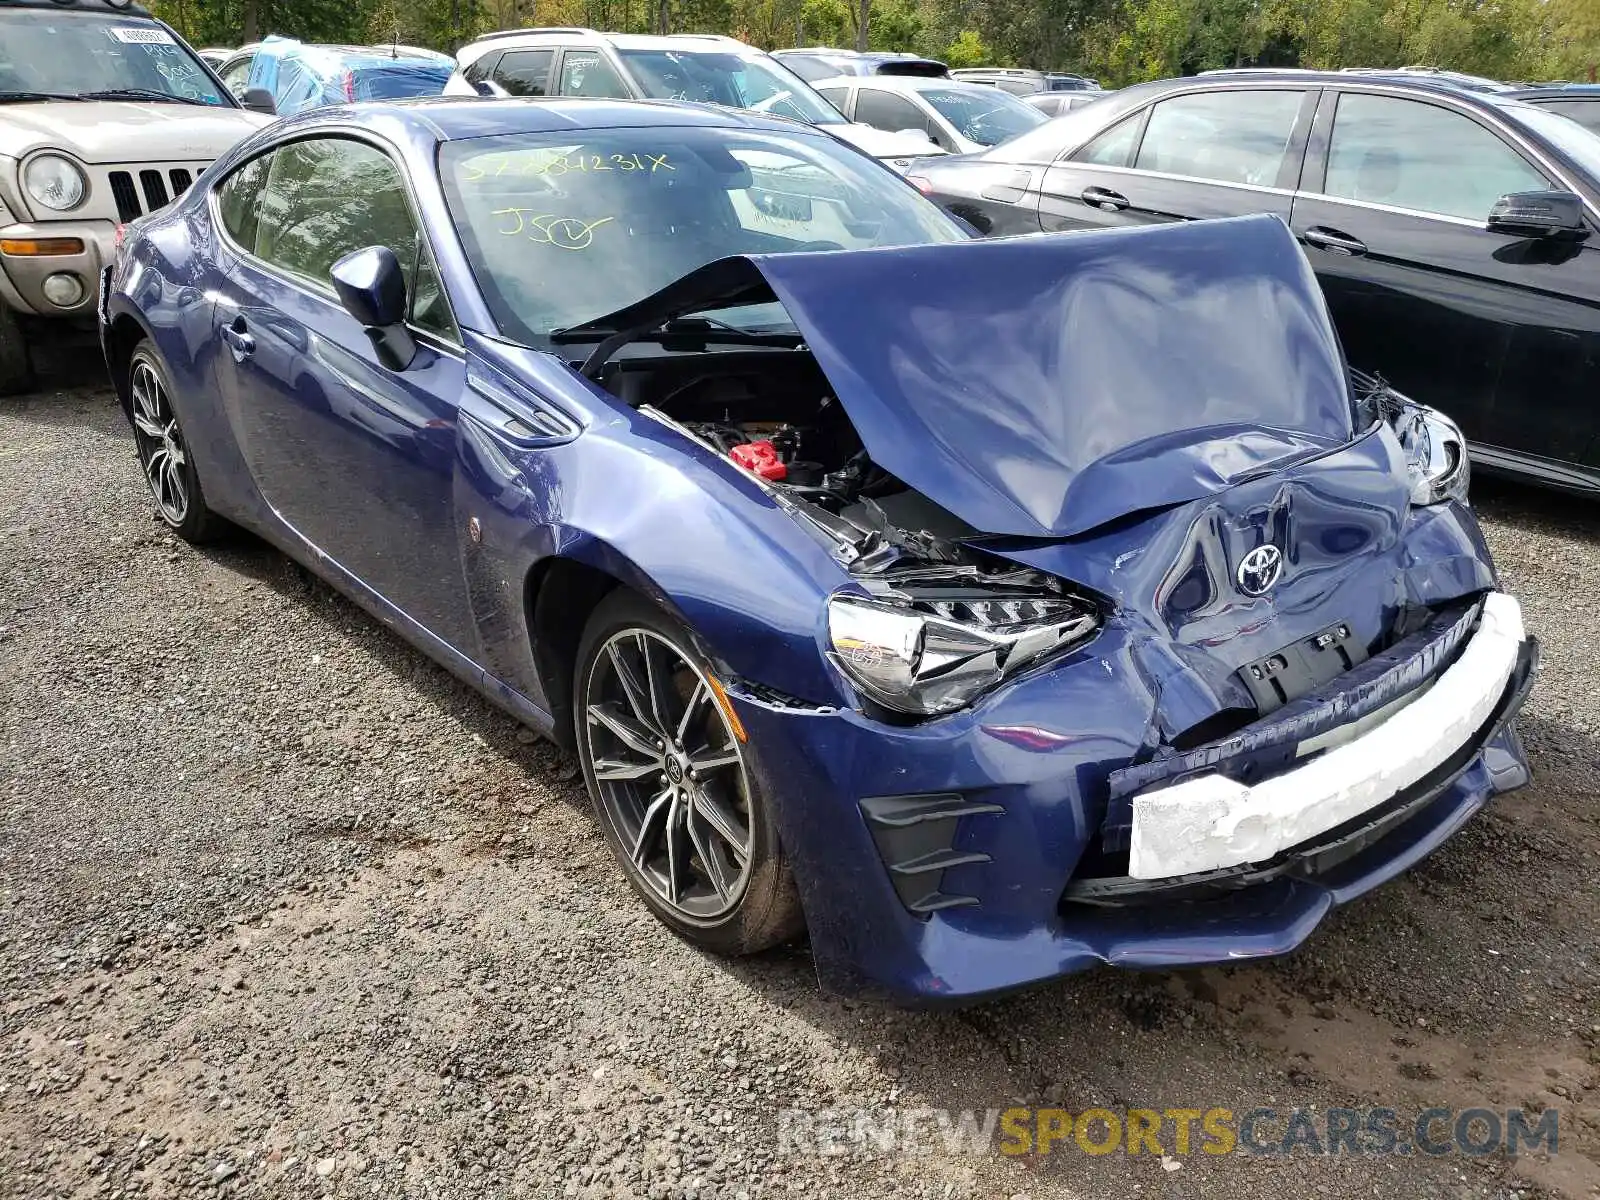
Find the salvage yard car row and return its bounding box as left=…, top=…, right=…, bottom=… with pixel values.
left=4, top=0, right=1595, bottom=1006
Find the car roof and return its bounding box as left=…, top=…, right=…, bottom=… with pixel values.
left=813, top=74, right=994, bottom=95
left=1137, top=68, right=1517, bottom=105
left=1505, top=86, right=1600, bottom=100
left=458, top=28, right=754, bottom=54
left=269, top=94, right=818, bottom=142
left=0, top=0, right=153, bottom=12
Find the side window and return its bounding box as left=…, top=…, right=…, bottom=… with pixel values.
left=215, top=150, right=272, bottom=253
left=250, top=137, right=457, bottom=339
left=219, top=55, right=253, bottom=99
left=998, top=80, right=1035, bottom=96
left=494, top=49, right=554, bottom=97
left=462, top=51, right=499, bottom=86
left=815, top=84, right=850, bottom=117
left=1073, top=112, right=1142, bottom=165
left=557, top=49, right=628, bottom=98
left=853, top=90, right=930, bottom=137
left=1135, top=90, right=1303, bottom=185
left=1324, top=93, right=1549, bottom=220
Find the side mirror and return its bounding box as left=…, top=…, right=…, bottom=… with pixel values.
left=241, top=87, right=277, bottom=115
left=331, top=245, right=416, bottom=371
left=471, top=78, right=510, bottom=98
left=898, top=127, right=936, bottom=142
left=1487, top=190, right=1588, bottom=239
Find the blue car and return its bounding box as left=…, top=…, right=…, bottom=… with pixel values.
left=100, top=97, right=1537, bottom=1004
left=234, top=37, right=452, bottom=115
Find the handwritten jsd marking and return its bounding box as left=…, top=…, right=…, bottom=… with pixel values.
left=463, top=152, right=675, bottom=182
left=493, top=209, right=615, bottom=250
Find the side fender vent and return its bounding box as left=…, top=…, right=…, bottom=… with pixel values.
left=859, top=793, right=1002, bottom=916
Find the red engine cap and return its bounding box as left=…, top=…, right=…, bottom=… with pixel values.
left=729, top=440, right=787, bottom=481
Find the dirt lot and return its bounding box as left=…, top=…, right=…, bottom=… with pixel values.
left=2, top=342, right=1597, bottom=1200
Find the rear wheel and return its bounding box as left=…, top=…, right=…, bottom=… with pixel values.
left=574, top=590, right=804, bottom=955
left=0, top=302, right=34, bottom=396
left=127, top=342, right=227, bottom=544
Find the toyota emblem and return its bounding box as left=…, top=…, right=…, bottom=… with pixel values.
left=1237, top=544, right=1283, bottom=596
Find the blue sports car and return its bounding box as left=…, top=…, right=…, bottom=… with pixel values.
left=101, top=97, right=1537, bottom=1004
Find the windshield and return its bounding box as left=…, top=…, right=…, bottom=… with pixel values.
left=919, top=87, right=1047, bottom=146
left=441, top=127, right=965, bottom=345
left=615, top=49, right=845, bottom=126
left=0, top=12, right=230, bottom=105
left=1501, top=99, right=1600, bottom=180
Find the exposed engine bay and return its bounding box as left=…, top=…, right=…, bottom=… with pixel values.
left=600, top=348, right=1100, bottom=709
left=603, top=348, right=975, bottom=553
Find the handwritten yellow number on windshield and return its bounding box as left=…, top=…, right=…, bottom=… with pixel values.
left=493, top=208, right=615, bottom=251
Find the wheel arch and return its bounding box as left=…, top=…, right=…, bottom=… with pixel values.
left=521, top=540, right=705, bottom=753
left=104, top=310, right=155, bottom=418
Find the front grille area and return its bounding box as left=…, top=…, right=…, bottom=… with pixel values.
left=104, top=163, right=208, bottom=221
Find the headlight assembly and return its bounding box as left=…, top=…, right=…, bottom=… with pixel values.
left=23, top=154, right=87, bottom=212
left=827, top=590, right=1100, bottom=716
left=1395, top=399, right=1470, bottom=507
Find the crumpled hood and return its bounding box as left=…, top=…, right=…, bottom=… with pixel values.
left=0, top=101, right=268, bottom=163
left=594, top=214, right=1357, bottom=538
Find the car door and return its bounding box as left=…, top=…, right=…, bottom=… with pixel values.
left=1290, top=88, right=1599, bottom=465
left=1039, top=86, right=1312, bottom=232
left=208, top=135, right=479, bottom=653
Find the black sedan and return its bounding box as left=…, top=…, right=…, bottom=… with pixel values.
left=1505, top=84, right=1600, bottom=135
left=910, top=70, right=1600, bottom=495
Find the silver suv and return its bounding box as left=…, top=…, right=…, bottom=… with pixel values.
left=0, top=0, right=268, bottom=392
left=442, top=28, right=941, bottom=171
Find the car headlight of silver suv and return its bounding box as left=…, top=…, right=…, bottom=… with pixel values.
left=24, top=153, right=88, bottom=212
left=1395, top=400, right=1470, bottom=506
left=827, top=591, right=1100, bottom=715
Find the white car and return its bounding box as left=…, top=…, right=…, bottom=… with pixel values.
left=812, top=74, right=1050, bottom=156
left=0, top=0, right=270, bottom=393
left=441, top=29, right=941, bottom=171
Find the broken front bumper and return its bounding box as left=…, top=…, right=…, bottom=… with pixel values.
left=731, top=590, right=1535, bottom=1005
left=1126, top=591, right=1526, bottom=881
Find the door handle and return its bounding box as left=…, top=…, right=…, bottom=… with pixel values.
left=1081, top=185, right=1130, bottom=211
left=1302, top=227, right=1368, bottom=256
left=222, top=318, right=255, bottom=362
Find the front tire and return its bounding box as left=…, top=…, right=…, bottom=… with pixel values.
left=127, top=342, right=227, bottom=544
left=0, top=302, right=34, bottom=396
left=574, top=589, right=804, bottom=955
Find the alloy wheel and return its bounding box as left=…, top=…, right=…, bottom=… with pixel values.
left=129, top=359, right=190, bottom=526
left=584, top=628, right=755, bottom=922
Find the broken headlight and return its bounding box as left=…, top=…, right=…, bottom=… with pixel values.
left=827, top=591, right=1101, bottom=716
left=1357, top=372, right=1470, bottom=507
left=1397, top=401, right=1470, bottom=506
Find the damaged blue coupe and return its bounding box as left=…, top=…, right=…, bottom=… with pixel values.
left=101, top=97, right=1536, bottom=1004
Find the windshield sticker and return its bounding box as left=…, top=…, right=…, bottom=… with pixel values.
left=493, top=209, right=615, bottom=250
left=110, top=26, right=176, bottom=44
left=462, top=151, right=674, bottom=182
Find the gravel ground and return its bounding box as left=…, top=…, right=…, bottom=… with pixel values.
left=2, top=340, right=1596, bottom=1200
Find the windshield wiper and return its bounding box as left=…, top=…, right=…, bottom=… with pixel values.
left=79, top=88, right=214, bottom=106
left=0, top=91, right=86, bottom=103
left=554, top=316, right=803, bottom=378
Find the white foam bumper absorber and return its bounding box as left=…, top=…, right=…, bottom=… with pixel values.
left=1128, top=592, right=1526, bottom=880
